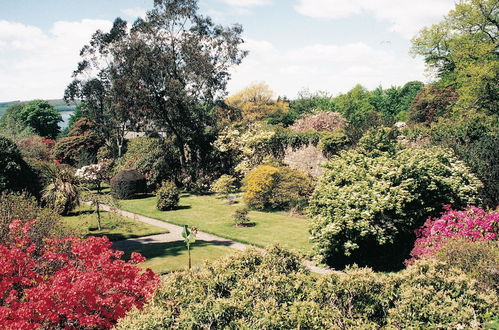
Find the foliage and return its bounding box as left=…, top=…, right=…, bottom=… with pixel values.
left=408, top=85, right=458, bottom=124
left=105, top=0, right=246, bottom=181
left=75, top=159, right=113, bottom=192
left=23, top=157, right=57, bottom=191
left=53, top=118, right=104, bottom=166
left=111, top=169, right=147, bottom=200
left=210, top=174, right=238, bottom=197
left=114, top=137, right=181, bottom=190
left=117, top=246, right=497, bottom=329
left=181, top=225, right=198, bottom=270
left=243, top=165, right=314, bottom=211
left=309, top=144, right=482, bottom=270
left=429, top=112, right=499, bottom=207
left=434, top=239, right=499, bottom=293
left=408, top=206, right=498, bottom=262
left=156, top=181, right=180, bottom=211
left=0, top=192, right=67, bottom=248
left=16, top=136, right=55, bottom=161
left=233, top=207, right=250, bottom=226
left=225, top=82, right=290, bottom=123
left=387, top=258, right=497, bottom=328
left=0, top=219, right=159, bottom=329
left=369, top=81, right=424, bottom=121
left=0, top=100, right=62, bottom=139
left=290, top=111, right=345, bottom=132
left=0, top=136, right=40, bottom=197
left=287, top=89, right=337, bottom=124
left=42, top=166, right=80, bottom=215
left=412, top=0, right=498, bottom=113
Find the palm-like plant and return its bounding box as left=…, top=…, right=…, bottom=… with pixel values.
left=42, top=166, right=80, bottom=215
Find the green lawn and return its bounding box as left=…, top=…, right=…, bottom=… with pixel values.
left=122, top=240, right=235, bottom=274
left=62, top=205, right=168, bottom=241
left=118, top=194, right=313, bottom=254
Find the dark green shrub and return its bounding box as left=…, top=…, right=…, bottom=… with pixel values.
left=110, top=169, right=146, bottom=200
left=156, top=181, right=179, bottom=211
left=243, top=165, right=314, bottom=211
left=0, top=136, right=40, bottom=197
left=233, top=207, right=250, bottom=226
left=309, top=144, right=482, bottom=270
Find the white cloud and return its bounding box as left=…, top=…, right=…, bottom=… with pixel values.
left=0, top=19, right=112, bottom=101
left=294, top=0, right=455, bottom=38
left=227, top=38, right=427, bottom=98
left=122, top=7, right=147, bottom=19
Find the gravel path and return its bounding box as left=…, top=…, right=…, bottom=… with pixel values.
left=91, top=202, right=335, bottom=274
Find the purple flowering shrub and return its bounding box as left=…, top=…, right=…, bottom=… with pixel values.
left=408, top=205, right=498, bottom=263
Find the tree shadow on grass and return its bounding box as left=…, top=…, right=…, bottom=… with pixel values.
left=118, top=240, right=232, bottom=260
left=66, top=209, right=95, bottom=217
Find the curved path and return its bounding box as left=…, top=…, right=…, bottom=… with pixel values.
left=91, top=202, right=335, bottom=275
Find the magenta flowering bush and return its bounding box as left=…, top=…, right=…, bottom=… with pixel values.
left=408, top=205, right=498, bottom=262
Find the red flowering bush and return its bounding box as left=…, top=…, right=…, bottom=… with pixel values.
left=0, top=219, right=159, bottom=329
left=408, top=206, right=498, bottom=262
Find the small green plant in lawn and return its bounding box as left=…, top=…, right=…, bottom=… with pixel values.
left=233, top=207, right=250, bottom=227
left=182, top=225, right=198, bottom=269
left=156, top=181, right=179, bottom=211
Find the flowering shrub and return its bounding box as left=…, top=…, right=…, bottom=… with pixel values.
left=17, top=136, right=56, bottom=161
left=0, top=219, right=159, bottom=329
left=408, top=206, right=498, bottom=262
left=75, top=159, right=113, bottom=192
left=290, top=111, right=346, bottom=132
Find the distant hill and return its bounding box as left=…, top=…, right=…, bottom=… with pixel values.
left=0, top=99, right=79, bottom=116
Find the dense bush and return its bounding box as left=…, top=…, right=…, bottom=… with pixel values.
left=210, top=174, right=238, bottom=197
left=114, top=137, right=181, bottom=190
left=0, top=136, right=40, bottom=197
left=16, top=136, right=55, bottom=161
left=0, top=219, right=159, bottom=329
left=408, top=206, right=498, bottom=262
left=290, top=111, right=345, bottom=132
left=111, top=169, right=147, bottom=200
left=243, top=165, right=314, bottom=211
left=116, top=246, right=497, bottom=329
left=42, top=166, right=80, bottom=215
left=309, top=141, right=482, bottom=270
left=408, top=86, right=458, bottom=124
left=156, top=181, right=179, bottom=211
left=0, top=192, right=67, bottom=248
left=52, top=118, right=103, bottom=167
left=23, top=158, right=57, bottom=193
left=434, top=239, right=499, bottom=293
left=387, top=258, right=497, bottom=328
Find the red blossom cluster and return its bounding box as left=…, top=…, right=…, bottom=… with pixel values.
left=408, top=205, right=498, bottom=262
left=0, top=220, right=159, bottom=329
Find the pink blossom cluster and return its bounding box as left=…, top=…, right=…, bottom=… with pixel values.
left=408, top=205, right=498, bottom=262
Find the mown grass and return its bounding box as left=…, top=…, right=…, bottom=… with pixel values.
left=121, top=240, right=235, bottom=274
left=118, top=193, right=313, bottom=254
left=62, top=205, right=168, bottom=241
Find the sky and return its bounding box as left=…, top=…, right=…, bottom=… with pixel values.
left=0, top=0, right=457, bottom=102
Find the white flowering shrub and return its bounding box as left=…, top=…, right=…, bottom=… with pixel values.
left=308, top=145, right=482, bottom=270
left=75, top=159, right=112, bottom=191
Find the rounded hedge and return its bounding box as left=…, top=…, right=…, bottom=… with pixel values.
left=156, top=181, right=179, bottom=211
left=309, top=145, right=482, bottom=270
left=110, top=169, right=146, bottom=200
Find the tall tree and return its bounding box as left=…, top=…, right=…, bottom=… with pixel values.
left=111, top=0, right=247, bottom=179
left=412, top=0, right=498, bottom=113
left=65, top=18, right=132, bottom=157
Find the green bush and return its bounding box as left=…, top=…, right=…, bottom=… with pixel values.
left=114, top=137, right=180, bottom=190
left=243, top=165, right=314, bottom=211
left=210, top=174, right=238, bottom=197
left=110, top=169, right=147, bottom=200
left=156, top=181, right=179, bottom=211
left=0, top=136, right=40, bottom=197
left=309, top=142, right=482, bottom=270
left=233, top=207, right=250, bottom=226
left=42, top=166, right=80, bottom=215
left=434, top=239, right=499, bottom=293
left=387, top=258, right=497, bottom=328
left=116, top=245, right=497, bottom=329
left=0, top=192, right=69, bottom=247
